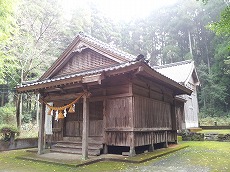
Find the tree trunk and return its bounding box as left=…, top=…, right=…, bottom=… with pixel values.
left=188, top=30, right=193, bottom=59
left=1, top=92, right=4, bottom=106
left=16, top=94, right=22, bottom=134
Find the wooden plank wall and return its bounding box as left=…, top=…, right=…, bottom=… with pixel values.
left=133, top=96, right=172, bottom=128
left=106, top=132, right=131, bottom=146
left=105, top=96, right=131, bottom=146
left=51, top=101, right=64, bottom=142
left=134, top=131, right=177, bottom=146
left=175, top=100, right=185, bottom=130
left=106, top=97, right=131, bottom=128
left=50, top=100, right=104, bottom=141
left=132, top=76, right=177, bottom=146
left=54, top=49, right=118, bottom=78
left=63, top=120, right=103, bottom=137
left=135, top=131, right=165, bottom=146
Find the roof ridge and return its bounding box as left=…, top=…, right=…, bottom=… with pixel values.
left=153, top=60, right=193, bottom=69
left=78, top=32, right=136, bottom=61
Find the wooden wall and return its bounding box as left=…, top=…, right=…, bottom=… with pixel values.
left=54, top=49, right=118, bottom=78
left=175, top=100, right=185, bottom=130
left=106, top=97, right=131, bottom=128
left=48, top=74, right=179, bottom=146
left=50, top=100, right=103, bottom=142
left=131, top=76, right=177, bottom=146
left=134, top=131, right=177, bottom=146
left=133, top=96, right=172, bottom=129
left=105, top=96, right=131, bottom=146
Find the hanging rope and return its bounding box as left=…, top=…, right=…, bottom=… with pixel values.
left=39, top=91, right=86, bottom=119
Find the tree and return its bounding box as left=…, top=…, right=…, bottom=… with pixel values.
left=2, top=0, right=66, bottom=130
left=0, top=0, right=17, bottom=84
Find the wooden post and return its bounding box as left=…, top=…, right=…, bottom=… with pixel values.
left=36, top=94, right=40, bottom=127
left=103, top=88, right=108, bottom=154
left=171, top=100, right=177, bottom=143
left=82, top=93, right=89, bottom=160
left=129, top=93, right=136, bottom=156
left=164, top=131, right=168, bottom=148
left=129, top=131, right=136, bottom=156
left=149, top=143, right=154, bottom=152
left=38, top=101, right=46, bottom=155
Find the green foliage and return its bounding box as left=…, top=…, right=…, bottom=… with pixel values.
left=0, top=0, right=18, bottom=85
left=198, top=129, right=230, bottom=134
left=0, top=0, right=229, bottom=122
left=0, top=124, right=18, bottom=141
left=199, top=116, right=230, bottom=126
left=181, top=130, right=204, bottom=141
left=0, top=103, right=16, bottom=125
left=0, top=0, right=17, bottom=43
left=0, top=124, right=18, bottom=133
left=209, top=6, right=230, bottom=36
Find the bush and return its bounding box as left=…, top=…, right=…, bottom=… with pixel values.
left=181, top=130, right=204, bottom=141
left=0, top=124, right=18, bottom=141
left=0, top=104, right=16, bottom=125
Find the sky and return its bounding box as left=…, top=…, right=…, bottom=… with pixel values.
left=62, top=0, right=179, bottom=21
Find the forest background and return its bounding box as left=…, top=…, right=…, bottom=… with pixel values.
left=0, top=0, right=230, bottom=132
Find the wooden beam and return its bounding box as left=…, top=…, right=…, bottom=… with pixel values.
left=82, top=93, right=89, bottom=160
left=82, top=74, right=103, bottom=84
left=38, top=100, right=46, bottom=155
left=44, top=93, right=83, bottom=101
left=44, top=92, right=132, bottom=102
left=105, top=127, right=172, bottom=132
left=17, top=76, right=82, bottom=93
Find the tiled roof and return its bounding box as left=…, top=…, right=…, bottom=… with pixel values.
left=20, top=61, right=138, bottom=88
left=153, top=60, right=194, bottom=84
left=78, top=32, right=136, bottom=61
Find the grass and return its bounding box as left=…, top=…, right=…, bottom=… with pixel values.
left=197, top=129, right=230, bottom=134
left=0, top=141, right=230, bottom=171
left=0, top=150, right=77, bottom=172
left=179, top=141, right=230, bottom=172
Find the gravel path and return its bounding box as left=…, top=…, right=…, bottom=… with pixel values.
left=124, top=148, right=210, bottom=172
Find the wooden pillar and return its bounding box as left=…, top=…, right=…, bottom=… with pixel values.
left=82, top=94, right=89, bottom=160
left=102, top=88, right=108, bottom=154
left=103, top=100, right=108, bottom=153
left=149, top=143, right=154, bottom=152
left=129, top=131, right=136, bottom=156
left=171, top=100, right=177, bottom=143
left=164, top=131, right=168, bottom=148
left=38, top=100, right=46, bottom=155
left=129, top=94, right=136, bottom=156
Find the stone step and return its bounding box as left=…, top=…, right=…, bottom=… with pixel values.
left=56, top=141, right=103, bottom=147
left=63, top=137, right=103, bottom=143
left=53, top=144, right=103, bottom=150
left=50, top=147, right=101, bottom=156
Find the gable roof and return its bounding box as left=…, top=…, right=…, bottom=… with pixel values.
left=18, top=60, right=192, bottom=95
left=153, top=60, right=200, bottom=86
left=17, top=33, right=192, bottom=95
left=40, top=32, right=136, bottom=80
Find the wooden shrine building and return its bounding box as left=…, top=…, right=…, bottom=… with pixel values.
left=17, top=33, right=192, bottom=159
